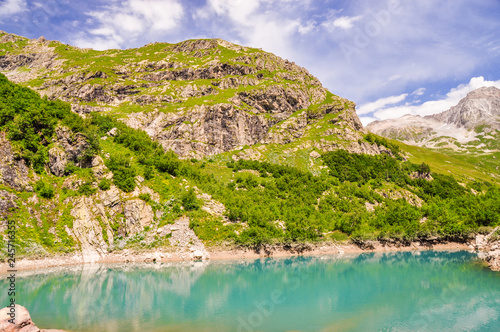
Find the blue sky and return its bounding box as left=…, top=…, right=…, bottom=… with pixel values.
left=1, top=0, right=500, bottom=124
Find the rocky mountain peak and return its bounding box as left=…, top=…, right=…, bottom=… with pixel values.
left=429, top=86, right=500, bottom=130
left=367, top=86, right=500, bottom=171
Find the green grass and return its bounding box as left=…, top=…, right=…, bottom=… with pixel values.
left=396, top=141, right=499, bottom=185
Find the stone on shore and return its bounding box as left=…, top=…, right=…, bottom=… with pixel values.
left=0, top=304, right=66, bottom=332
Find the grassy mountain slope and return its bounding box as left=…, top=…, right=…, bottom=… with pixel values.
left=1, top=73, right=499, bottom=261
left=0, top=31, right=379, bottom=163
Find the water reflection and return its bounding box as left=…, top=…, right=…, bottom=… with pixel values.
left=1, top=251, right=499, bottom=332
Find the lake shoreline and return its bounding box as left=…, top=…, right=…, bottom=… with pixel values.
left=3, top=240, right=496, bottom=274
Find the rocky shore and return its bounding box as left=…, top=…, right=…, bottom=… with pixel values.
left=0, top=304, right=65, bottom=332
left=472, top=227, right=500, bottom=271
left=3, top=237, right=499, bottom=274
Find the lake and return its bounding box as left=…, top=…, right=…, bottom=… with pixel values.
left=1, top=251, right=499, bottom=331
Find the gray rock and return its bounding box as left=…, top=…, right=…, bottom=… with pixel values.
left=0, top=132, right=32, bottom=191
left=124, top=199, right=154, bottom=235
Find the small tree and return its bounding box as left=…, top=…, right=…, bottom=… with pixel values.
left=181, top=188, right=199, bottom=211
left=418, top=162, right=431, bottom=175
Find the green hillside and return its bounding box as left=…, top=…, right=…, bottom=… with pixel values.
left=1, top=73, right=499, bottom=259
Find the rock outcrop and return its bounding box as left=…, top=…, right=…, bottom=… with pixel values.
left=0, top=304, right=65, bottom=332
left=124, top=199, right=154, bottom=235
left=429, top=86, right=500, bottom=130
left=48, top=127, right=91, bottom=176
left=471, top=227, right=500, bottom=271
left=0, top=191, right=18, bottom=230
left=69, top=196, right=110, bottom=262
left=0, top=132, right=32, bottom=191
left=166, top=216, right=209, bottom=260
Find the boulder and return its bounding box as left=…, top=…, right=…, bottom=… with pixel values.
left=0, top=304, right=66, bottom=332
left=48, top=146, right=67, bottom=177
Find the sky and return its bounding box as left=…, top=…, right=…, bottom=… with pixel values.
left=1, top=0, right=500, bottom=125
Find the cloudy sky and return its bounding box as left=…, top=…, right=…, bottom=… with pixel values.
left=1, top=0, right=500, bottom=124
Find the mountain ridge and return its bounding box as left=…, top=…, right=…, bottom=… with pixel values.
left=0, top=31, right=385, bottom=161
left=366, top=86, right=500, bottom=174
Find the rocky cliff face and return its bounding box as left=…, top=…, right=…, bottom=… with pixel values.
left=0, top=32, right=373, bottom=159
left=429, top=86, right=500, bottom=130
left=0, top=132, right=33, bottom=191
left=48, top=126, right=92, bottom=176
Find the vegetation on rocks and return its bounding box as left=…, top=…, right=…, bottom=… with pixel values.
left=0, top=33, right=499, bottom=261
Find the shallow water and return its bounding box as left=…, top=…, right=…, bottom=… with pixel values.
left=1, top=251, right=499, bottom=332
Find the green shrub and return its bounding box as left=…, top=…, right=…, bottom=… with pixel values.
left=181, top=188, right=199, bottom=211
left=78, top=182, right=97, bottom=196
left=143, top=165, right=154, bottom=180
left=98, top=178, right=111, bottom=191
left=106, top=153, right=136, bottom=192
left=138, top=193, right=151, bottom=202
left=64, top=162, right=79, bottom=175
left=0, top=73, right=98, bottom=173
left=35, top=180, right=54, bottom=199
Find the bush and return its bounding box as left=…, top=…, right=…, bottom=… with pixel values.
left=78, top=182, right=97, bottom=196
left=98, top=179, right=111, bottom=191
left=106, top=153, right=136, bottom=192
left=143, top=165, right=154, bottom=180
left=138, top=193, right=151, bottom=203
left=181, top=188, right=199, bottom=211
left=35, top=180, right=54, bottom=199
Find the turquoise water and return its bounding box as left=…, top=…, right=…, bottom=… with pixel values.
left=1, top=251, right=499, bottom=331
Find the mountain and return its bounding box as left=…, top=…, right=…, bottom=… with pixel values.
left=0, top=32, right=499, bottom=266
left=429, top=86, right=500, bottom=130
left=367, top=86, right=500, bottom=174
left=0, top=31, right=389, bottom=164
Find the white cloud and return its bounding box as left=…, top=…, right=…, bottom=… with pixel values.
left=322, top=15, right=362, bottom=31
left=196, top=0, right=311, bottom=59
left=308, top=0, right=500, bottom=105
left=357, top=93, right=408, bottom=115
left=359, top=116, right=377, bottom=126
left=76, top=0, right=184, bottom=50
left=298, top=20, right=316, bottom=35
left=367, top=77, right=500, bottom=122
left=73, top=36, right=121, bottom=50
left=412, top=88, right=426, bottom=96
left=0, top=0, right=26, bottom=18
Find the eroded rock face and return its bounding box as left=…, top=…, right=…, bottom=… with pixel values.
left=167, top=216, right=209, bottom=260
left=0, top=191, right=18, bottom=232
left=124, top=199, right=154, bottom=235
left=48, top=127, right=91, bottom=176
left=237, top=85, right=310, bottom=121
left=125, top=104, right=275, bottom=158
left=430, top=86, right=500, bottom=130
left=48, top=146, right=66, bottom=177
left=70, top=197, right=109, bottom=262
left=0, top=132, right=32, bottom=191
left=472, top=227, right=500, bottom=272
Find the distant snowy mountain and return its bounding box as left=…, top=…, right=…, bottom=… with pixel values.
left=367, top=87, right=500, bottom=154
